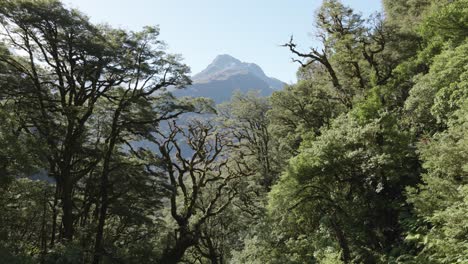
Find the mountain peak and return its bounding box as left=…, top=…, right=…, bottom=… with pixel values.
left=192, top=55, right=284, bottom=91
left=212, top=54, right=242, bottom=66
left=175, top=54, right=286, bottom=103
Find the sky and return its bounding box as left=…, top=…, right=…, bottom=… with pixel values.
left=65, top=0, right=382, bottom=84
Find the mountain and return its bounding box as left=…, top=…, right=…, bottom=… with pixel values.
left=174, top=54, right=285, bottom=103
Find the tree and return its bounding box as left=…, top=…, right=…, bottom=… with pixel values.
left=218, top=91, right=280, bottom=189
left=382, top=0, right=450, bottom=33
left=0, top=0, right=467, bottom=262
left=405, top=40, right=468, bottom=134
left=0, top=179, right=53, bottom=264
left=283, top=0, right=401, bottom=109
left=405, top=102, right=468, bottom=263
left=0, top=1, right=188, bottom=245
left=140, top=119, right=249, bottom=263
left=0, top=1, right=197, bottom=262
left=418, top=0, right=468, bottom=46
left=269, top=78, right=343, bottom=156
left=268, top=113, right=419, bottom=263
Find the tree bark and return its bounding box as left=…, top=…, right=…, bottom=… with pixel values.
left=92, top=106, right=123, bottom=264
left=50, top=183, right=59, bottom=246
left=159, top=232, right=197, bottom=264
left=61, top=180, right=74, bottom=241
left=330, top=216, right=351, bottom=264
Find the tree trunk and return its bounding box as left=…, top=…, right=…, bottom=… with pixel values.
left=330, top=216, right=351, bottom=264
left=50, top=183, right=59, bottom=246
left=40, top=187, right=48, bottom=264
left=92, top=182, right=108, bottom=264
left=159, top=232, right=196, bottom=264
left=61, top=180, right=74, bottom=241
left=92, top=107, right=122, bottom=264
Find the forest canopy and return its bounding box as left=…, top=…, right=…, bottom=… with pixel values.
left=0, top=0, right=466, bottom=263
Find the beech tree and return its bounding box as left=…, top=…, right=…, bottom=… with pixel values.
left=0, top=0, right=467, bottom=263
left=0, top=0, right=197, bottom=262
left=218, top=92, right=279, bottom=189
left=138, top=119, right=249, bottom=263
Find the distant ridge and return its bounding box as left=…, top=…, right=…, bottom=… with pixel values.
left=174, top=54, right=285, bottom=103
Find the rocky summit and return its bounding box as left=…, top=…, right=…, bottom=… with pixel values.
left=174, top=54, right=285, bottom=103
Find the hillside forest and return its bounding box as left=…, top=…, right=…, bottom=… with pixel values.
left=0, top=0, right=467, bottom=263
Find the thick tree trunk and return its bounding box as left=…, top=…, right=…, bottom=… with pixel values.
left=61, top=181, right=74, bottom=241
left=159, top=231, right=196, bottom=264
left=60, top=118, right=78, bottom=242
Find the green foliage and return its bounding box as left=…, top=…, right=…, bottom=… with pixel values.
left=44, top=243, right=84, bottom=264
left=268, top=113, right=418, bottom=262
left=0, top=106, right=42, bottom=185
left=404, top=103, right=468, bottom=263
left=230, top=220, right=322, bottom=264
left=419, top=0, right=468, bottom=46
left=0, top=0, right=467, bottom=262
left=0, top=179, right=53, bottom=262
left=352, top=87, right=384, bottom=122
left=219, top=91, right=280, bottom=188
left=0, top=246, right=35, bottom=264
left=382, top=0, right=441, bottom=32
left=405, top=40, right=468, bottom=132
left=268, top=78, right=343, bottom=154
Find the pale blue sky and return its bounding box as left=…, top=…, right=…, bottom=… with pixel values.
left=65, top=0, right=382, bottom=83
